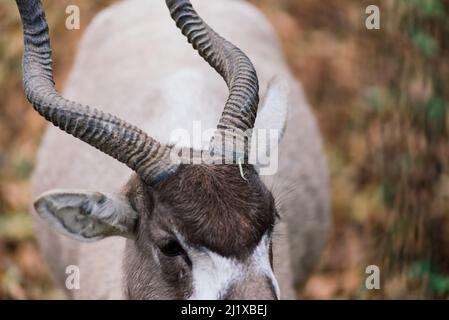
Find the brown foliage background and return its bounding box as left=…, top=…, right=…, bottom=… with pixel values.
left=0, top=0, right=448, bottom=299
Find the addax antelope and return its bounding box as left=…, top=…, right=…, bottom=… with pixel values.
left=16, top=0, right=330, bottom=299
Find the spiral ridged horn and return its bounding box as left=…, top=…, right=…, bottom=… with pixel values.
left=16, top=0, right=177, bottom=184
left=166, top=0, right=260, bottom=160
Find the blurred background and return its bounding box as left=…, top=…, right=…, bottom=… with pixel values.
left=0, top=0, right=448, bottom=299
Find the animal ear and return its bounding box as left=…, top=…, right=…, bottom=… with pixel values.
left=250, top=76, right=290, bottom=169
left=254, top=76, right=290, bottom=140
left=34, top=189, right=138, bottom=242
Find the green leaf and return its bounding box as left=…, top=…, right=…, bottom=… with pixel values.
left=429, top=274, right=449, bottom=294
left=411, top=259, right=432, bottom=278
left=407, top=0, right=446, bottom=17
left=0, top=212, right=35, bottom=241
left=12, top=157, right=34, bottom=180
left=411, top=31, right=439, bottom=58
left=427, top=96, right=446, bottom=120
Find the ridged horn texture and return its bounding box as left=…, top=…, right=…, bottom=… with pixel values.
left=16, top=0, right=177, bottom=185
left=166, top=0, right=260, bottom=161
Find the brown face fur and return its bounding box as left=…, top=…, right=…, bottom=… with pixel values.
left=123, top=164, right=277, bottom=299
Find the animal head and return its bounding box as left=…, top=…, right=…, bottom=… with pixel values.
left=17, top=0, right=290, bottom=299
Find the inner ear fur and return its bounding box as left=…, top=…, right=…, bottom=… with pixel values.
left=34, top=189, right=138, bottom=242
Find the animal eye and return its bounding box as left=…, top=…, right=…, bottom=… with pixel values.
left=160, top=240, right=185, bottom=257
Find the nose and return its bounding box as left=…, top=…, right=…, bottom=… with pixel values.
left=223, top=275, right=279, bottom=300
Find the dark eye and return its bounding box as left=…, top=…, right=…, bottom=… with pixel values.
left=160, top=240, right=185, bottom=257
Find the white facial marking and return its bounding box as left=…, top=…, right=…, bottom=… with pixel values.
left=189, top=250, right=244, bottom=300
left=177, top=232, right=280, bottom=300
left=249, top=234, right=281, bottom=299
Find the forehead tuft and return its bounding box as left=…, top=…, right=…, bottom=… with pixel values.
left=153, top=164, right=275, bottom=259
